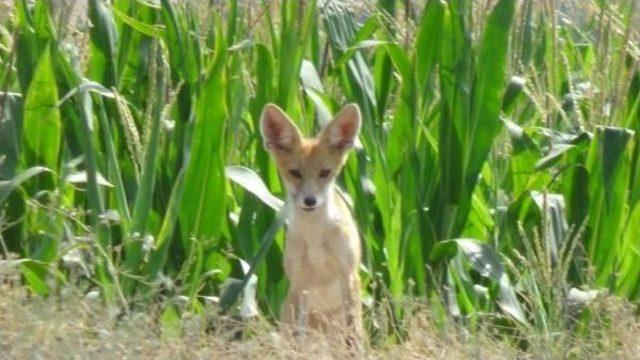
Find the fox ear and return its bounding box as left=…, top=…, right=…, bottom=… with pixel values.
left=321, top=104, right=361, bottom=151
left=260, top=104, right=301, bottom=153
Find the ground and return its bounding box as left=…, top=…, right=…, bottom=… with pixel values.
left=2, top=280, right=639, bottom=359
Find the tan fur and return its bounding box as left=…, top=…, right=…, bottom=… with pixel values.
left=260, top=103, right=363, bottom=347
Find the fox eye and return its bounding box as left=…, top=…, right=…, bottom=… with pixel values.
left=289, top=169, right=302, bottom=178
left=319, top=169, right=331, bottom=178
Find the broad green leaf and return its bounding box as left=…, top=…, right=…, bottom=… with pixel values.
left=88, top=0, right=119, bottom=87
left=20, top=262, right=50, bottom=296
left=0, top=93, right=22, bottom=179
left=275, top=0, right=317, bottom=109
left=22, top=46, right=60, bottom=172
left=415, top=0, right=445, bottom=103
left=502, top=76, right=526, bottom=115
left=322, top=1, right=377, bottom=138
left=145, top=169, right=186, bottom=282
left=466, top=0, right=516, bottom=186
left=112, top=6, right=164, bottom=37
left=435, top=0, right=515, bottom=240
left=225, top=166, right=284, bottom=212
left=504, top=120, right=546, bottom=195
left=57, top=80, right=116, bottom=106
left=179, top=28, right=227, bottom=242
left=299, top=59, right=324, bottom=94
left=503, top=190, right=568, bottom=259
left=586, top=126, right=634, bottom=286
left=432, top=238, right=527, bottom=324
left=160, top=305, right=181, bottom=338
left=0, top=167, right=51, bottom=206
left=220, top=213, right=285, bottom=313
left=32, top=0, right=56, bottom=40
left=335, top=40, right=389, bottom=68
left=535, top=131, right=591, bottom=171
left=618, top=202, right=640, bottom=296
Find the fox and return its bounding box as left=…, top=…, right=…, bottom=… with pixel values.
left=260, top=103, right=363, bottom=348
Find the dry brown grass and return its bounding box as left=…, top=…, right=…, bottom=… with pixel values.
left=2, top=277, right=638, bottom=360
left=0, top=287, right=503, bottom=359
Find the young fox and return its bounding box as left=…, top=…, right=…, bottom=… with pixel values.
left=260, top=103, right=363, bottom=343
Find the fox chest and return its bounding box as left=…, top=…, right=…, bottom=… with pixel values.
left=283, top=219, right=352, bottom=284
left=283, top=213, right=359, bottom=311
left=284, top=227, right=347, bottom=311
left=285, top=228, right=339, bottom=276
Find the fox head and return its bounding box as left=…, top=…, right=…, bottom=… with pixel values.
left=260, top=103, right=361, bottom=212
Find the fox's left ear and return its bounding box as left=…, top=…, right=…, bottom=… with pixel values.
left=321, top=104, right=361, bottom=151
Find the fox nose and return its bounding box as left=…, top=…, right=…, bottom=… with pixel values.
left=303, top=196, right=316, bottom=207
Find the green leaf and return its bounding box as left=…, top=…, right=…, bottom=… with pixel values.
left=20, top=261, right=50, bottom=296
left=535, top=131, right=591, bottom=171
left=429, top=239, right=459, bottom=262
left=88, top=0, right=119, bottom=87
left=322, top=1, right=377, bottom=134
left=225, top=166, right=284, bottom=212
left=205, top=252, right=232, bottom=281
left=335, top=40, right=389, bottom=68
left=144, top=169, right=186, bottom=282
left=435, top=0, right=516, bottom=240
left=0, top=166, right=51, bottom=206
left=502, top=76, right=526, bottom=114
left=506, top=191, right=568, bottom=262
left=22, top=46, right=61, bottom=172
left=300, top=59, right=324, bottom=94
left=179, top=29, right=227, bottom=241
left=220, top=213, right=285, bottom=313
left=0, top=93, right=22, bottom=179
left=586, top=126, right=634, bottom=286
left=160, top=305, right=181, bottom=338
left=415, top=0, right=445, bottom=103
left=112, top=6, right=165, bottom=37
left=445, top=238, right=528, bottom=324
left=618, top=202, right=640, bottom=296
left=466, top=0, right=516, bottom=185
left=32, top=0, right=56, bottom=40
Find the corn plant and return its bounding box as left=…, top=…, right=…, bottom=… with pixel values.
left=0, top=0, right=639, bottom=347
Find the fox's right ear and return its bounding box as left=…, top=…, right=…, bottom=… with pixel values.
left=260, top=104, right=301, bottom=153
